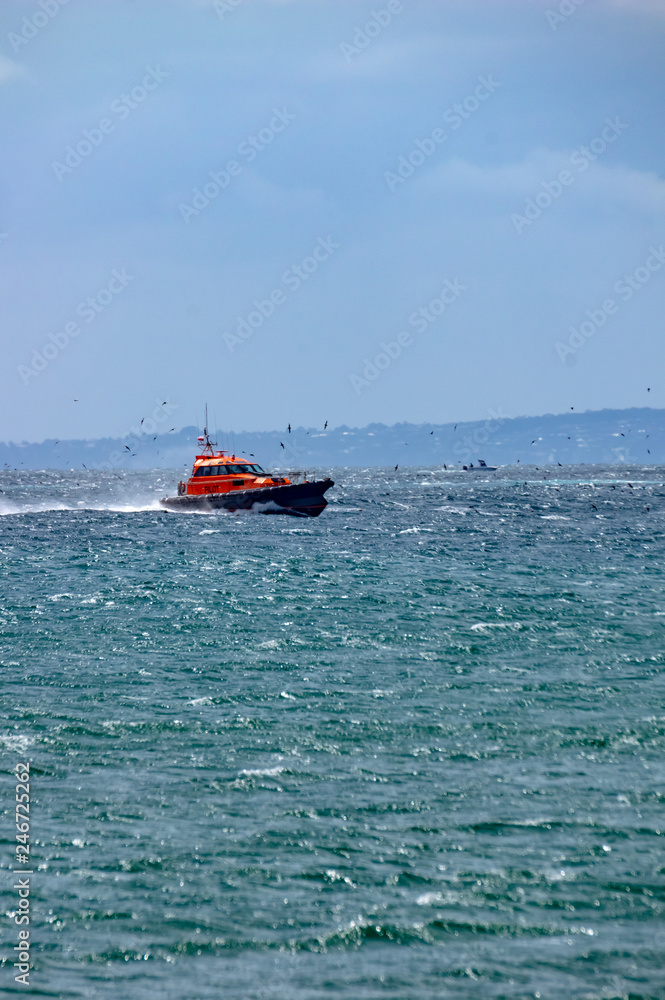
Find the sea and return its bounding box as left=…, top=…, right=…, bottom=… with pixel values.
left=1, top=466, right=664, bottom=1000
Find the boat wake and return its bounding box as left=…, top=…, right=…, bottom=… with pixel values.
left=0, top=500, right=163, bottom=516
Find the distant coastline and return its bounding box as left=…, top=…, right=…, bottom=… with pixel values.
left=1, top=407, right=662, bottom=470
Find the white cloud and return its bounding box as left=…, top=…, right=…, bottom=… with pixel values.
left=420, top=152, right=665, bottom=216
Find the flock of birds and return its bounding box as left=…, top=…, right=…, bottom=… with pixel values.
left=1, top=391, right=657, bottom=479
left=279, top=420, right=327, bottom=451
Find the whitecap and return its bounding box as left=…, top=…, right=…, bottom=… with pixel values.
left=0, top=733, right=35, bottom=753
left=240, top=765, right=285, bottom=777
left=470, top=622, right=523, bottom=631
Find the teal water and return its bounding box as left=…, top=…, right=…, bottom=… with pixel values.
left=1, top=467, right=664, bottom=999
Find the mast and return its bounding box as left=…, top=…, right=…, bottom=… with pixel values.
left=197, top=403, right=225, bottom=457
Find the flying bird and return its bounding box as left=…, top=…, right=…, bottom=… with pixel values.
left=591, top=503, right=598, bottom=510
left=394, top=464, right=398, bottom=471
left=647, top=387, right=651, bottom=392
left=288, top=424, right=291, bottom=433
left=531, top=440, right=536, bottom=444
left=430, top=431, right=433, bottom=435
left=324, top=421, right=328, bottom=430
left=140, top=418, right=144, bottom=425
left=557, top=462, right=562, bottom=467
left=280, top=442, right=285, bottom=449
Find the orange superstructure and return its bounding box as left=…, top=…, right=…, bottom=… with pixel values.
left=180, top=447, right=291, bottom=496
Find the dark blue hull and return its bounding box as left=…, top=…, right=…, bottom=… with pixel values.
left=159, top=478, right=334, bottom=517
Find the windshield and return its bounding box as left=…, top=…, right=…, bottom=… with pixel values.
left=194, top=463, right=266, bottom=476
left=221, top=464, right=254, bottom=474
left=224, top=463, right=266, bottom=474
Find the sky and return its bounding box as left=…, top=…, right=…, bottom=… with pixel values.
left=2, top=0, right=665, bottom=443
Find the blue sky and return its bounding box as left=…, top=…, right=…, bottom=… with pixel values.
left=2, top=0, right=665, bottom=442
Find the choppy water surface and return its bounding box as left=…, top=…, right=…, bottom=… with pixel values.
left=1, top=466, right=664, bottom=999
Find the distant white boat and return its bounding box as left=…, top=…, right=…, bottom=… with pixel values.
left=462, top=459, right=497, bottom=471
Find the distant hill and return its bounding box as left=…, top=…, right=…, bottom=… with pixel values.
left=1, top=408, right=662, bottom=470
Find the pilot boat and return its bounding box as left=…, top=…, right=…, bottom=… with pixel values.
left=160, top=430, right=334, bottom=516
